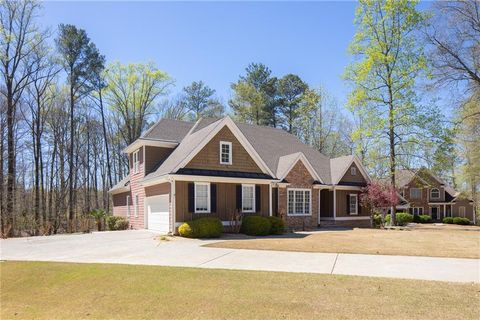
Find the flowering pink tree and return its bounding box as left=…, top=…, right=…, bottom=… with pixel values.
left=360, top=182, right=399, bottom=227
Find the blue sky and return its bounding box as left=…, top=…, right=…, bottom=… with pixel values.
left=39, top=1, right=432, bottom=112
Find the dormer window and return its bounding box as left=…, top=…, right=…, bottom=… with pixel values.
left=133, top=149, right=140, bottom=174
left=430, top=188, right=440, bottom=199
left=220, top=141, right=232, bottom=165
left=351, top=166, right=357, bottom=176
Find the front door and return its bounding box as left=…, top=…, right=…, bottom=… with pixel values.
left=431, top=207, right=438, bottom=220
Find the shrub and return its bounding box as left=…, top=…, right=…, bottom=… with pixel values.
left=267, top=216, right=284, bottom=235
left=106, top=216, right=121, bottom=230
left=453, top=217, right=470, bottom=225
left=114, top=218, right=129, bottom=230
left=195, top=217, right=223, bottom=238
left=89, top=209, right=106, bottom=231
left=106, top=216, right=129, bottom=230
left=178, top=221, right=195, bottom=238
left=443, top=217, right=454, bottom=224
left=178, top=217, right=223, bottom=238
left=418, top=215, right=432, bottom=223
left=396, top=212, right=413, bottom=226
left=372, top=214, right=383, bottom=228
left=385, top=212, right=413, bottom=226
left=241, top=215, right=271, bottom=236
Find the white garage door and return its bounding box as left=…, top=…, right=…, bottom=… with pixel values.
left=146, top=194, right=170, bottom=233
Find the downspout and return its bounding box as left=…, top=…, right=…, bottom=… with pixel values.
left=333, top=187, right=337, bottom=220
left=269, top=183, right=272, bottom=216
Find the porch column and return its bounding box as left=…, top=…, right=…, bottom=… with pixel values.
left=318, top=189, right=321, bottom=225
left=444, top=204, right=446, bottom=218
left=170, top=178, right=176, bottom=234
left=333, top=187, right=337, bottom=219
left=269, top=183, right=272, bottom=216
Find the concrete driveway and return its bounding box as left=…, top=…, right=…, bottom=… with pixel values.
left=1, top=230, right=478, bottom=283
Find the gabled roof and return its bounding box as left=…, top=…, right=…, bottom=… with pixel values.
left=235, top=122, right=332, bottom=184
left=142, top=118, right=195, bottom=142
left=117, top=116, right=371, bottom=188
left=330, top=155, right=371, bottom=185
left=276, top=152, right=322, bottom=183
left=109, top=176, right=130, bottom=194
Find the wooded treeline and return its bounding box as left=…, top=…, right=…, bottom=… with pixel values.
left=0, top=0, right=478, bottom=236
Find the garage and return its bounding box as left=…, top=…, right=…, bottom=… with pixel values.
left=146, top=194, right=170, bottom=233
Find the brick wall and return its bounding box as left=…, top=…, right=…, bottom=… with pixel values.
left=278, top=161, right=319, bottom=230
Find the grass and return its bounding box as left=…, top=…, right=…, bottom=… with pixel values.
left=1, top=261, right=478, bottom=320
left=206, top=226, right=480, bottom=258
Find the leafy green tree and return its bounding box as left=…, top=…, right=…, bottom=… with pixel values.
left=56, top=24, right=105, bottom=232
left=180, top=81, right=224, bottom=120
left=230, top=63, right=277, bottom=126
left=277, top=74, right=308, bottom=133
left=344, top=0, right=428, bottom=225
left=431, top=128, right=457, bottom=188
left=104, top=62, right=172, bottom=145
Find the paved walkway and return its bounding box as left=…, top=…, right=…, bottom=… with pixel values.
left=1, top=230, right=478, bottom=283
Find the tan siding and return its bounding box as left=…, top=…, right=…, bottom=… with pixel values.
left=339, top=163, right=367, bottom=184
left=185, top=126, right=262, bottom=173
left=145, top=182, right=170, bottom=197
left=128, top=146, right=146, bottom=229
left=335, top=190, right=369, bottom=217
left=175, top=181, right=269, bottom=223
left=144, top=146, right=173, bottom=174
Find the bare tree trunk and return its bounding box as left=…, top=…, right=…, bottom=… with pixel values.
left=68, top=74, right=75, bottom=232
left=6, top=86, right=16, bottom=237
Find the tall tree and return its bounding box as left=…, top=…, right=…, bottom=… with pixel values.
left=344, top=0, right=428, bottom=225
left=180, top=81, right=224, bottom=120
left=277, top=74, right=307, bottom=133
left=230, top=63, right=278, bottom=126
left=56, top=24, right=105, bottom=231
left=0, top=0, right=46, bottom=236
left=104, top=62, right=172, bottom=146
left=426, top=0, right=480, bottom=93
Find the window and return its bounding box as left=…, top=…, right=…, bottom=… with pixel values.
left=242, top=184, right=255, bottom=212
left=459, top=206, right=465, bottom=218
left=133, top=150, right=140, bottom=174
left=287, top=189, right=311, bottom=216
left=194, top=182, right=210, bottom=213
left=410, top=188, right=422, bottom=199
left=430, top=188, right=440, bottom=199
left=220, top=141, right=232, bottom=165
left=410, top=207, right=423, bottom=216
left=351, top=166, right=357, bottom=176
left=349, top=194, right=358, bottom=215
left=126, top=195, right=130, bottom=217
left=134, top=194, right=139, bottom=217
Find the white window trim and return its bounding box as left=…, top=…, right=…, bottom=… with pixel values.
left=410, top=188, right=422, bottom=199
left=430, top=188, right=440, bottom=199
left=411, top=207, right=423, bottom=216
left=194, top=182, right=211, bottom=213
left=350, top=166, right=357, bottom=176
left=241, top=184, right=256, bottom=213
left=287, top=188, right=312, bottom=216
left=133, top=149, right=140, bottom=174
left=219, top=141, right=232, bottom=165
left=126, top=195, right=130, bottom=217
left=134, top=194, right=139, bottom=217
left=349, top=194, right=358, bottom=215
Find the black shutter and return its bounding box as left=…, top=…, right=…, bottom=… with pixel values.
left=346, top=194, right=350, bottom=215
left=255, top=185, right=261, bottom=213
left=211, top=184, right=217, bottom=213
left=357, top=195, right=362, bottom=214
left=236, top=184, right=242, bottom=210
left=188, top=183, right=194, bottom=213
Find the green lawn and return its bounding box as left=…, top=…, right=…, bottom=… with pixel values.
left=1, top=261, right=478, bottom=319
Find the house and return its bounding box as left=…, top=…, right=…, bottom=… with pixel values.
left=109, top=116, right=372, bottom=233
left=394, top=168, right=476, bottom=222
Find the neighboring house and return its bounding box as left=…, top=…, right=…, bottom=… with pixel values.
left=109, top=116, right=372, bottom=233
left=394, top=168, right=476, bottom=222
